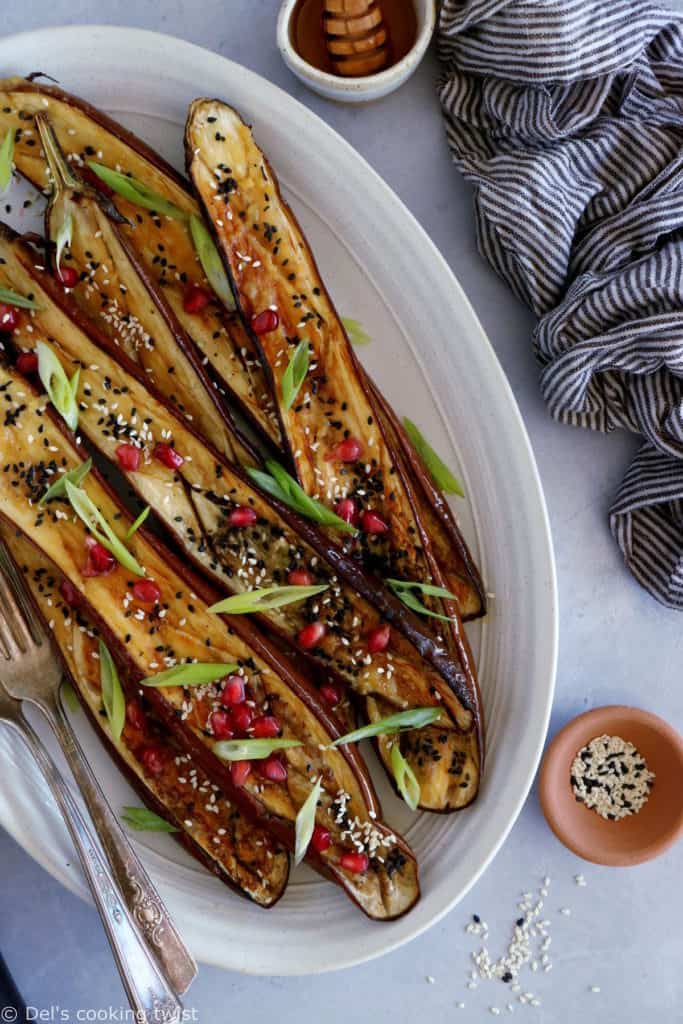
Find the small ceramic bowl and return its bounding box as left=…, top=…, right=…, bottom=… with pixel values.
left=277, top=0, right=437, bottom=103
left=539, top=706, right=683, bottom=866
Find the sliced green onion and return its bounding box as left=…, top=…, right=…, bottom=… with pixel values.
left=39, top=457, right=92, bottom=505
left=213, top=738, right=302, bottom=761
left=189, top=214, right=235, bottom=310
left=403, top=418, right=464, bottom=497
left=87, top=162, right=188, bottom=221
left=330, top=707, right=442, bottom=747
left=121, top=807, right=179, bottom=833
left=0, top=129, right=14, bottom=193
left=65, top=481, right=145, bottom=577
left=125, top=505, right=151, bottom=539
left=208, top=584, right=328, bottom=615
left=61, top=679, right=80, bottom=714
left=294, top=777, right=322, bottom=866
left=54, top=212, right=73, bottom=274
left=390, top=743, right=420, bottom=811
left=386, top=578, right=457, bottom=623
left=37, top=341, right=79, bottom=431
left=281, top=340, right=309, bottom=411
left=140, top=662, right=238, bottom=688
left=342, top=317, right=371, bottom=346
left=246, top=460, right=356, bottom=534
left=0, top=286, right=41, bottom=310
left=99, top=639, right=125, bottom=742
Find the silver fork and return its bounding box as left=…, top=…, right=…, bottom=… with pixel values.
left=0, top=547, right=196, bottom=995
left=0, top=676, right=182, bottom=1022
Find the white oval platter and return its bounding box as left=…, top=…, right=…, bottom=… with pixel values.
left=0, top=26, right=557, bottom=976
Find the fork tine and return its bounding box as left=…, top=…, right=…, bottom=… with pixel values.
left=0, top=613, right=14, bottom=660
left=0, top=564, right=37, bottom=655
left=0, top=543, right=44, bottom=645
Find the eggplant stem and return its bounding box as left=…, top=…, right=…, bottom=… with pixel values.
left=35, top=113, right=80, bottom=192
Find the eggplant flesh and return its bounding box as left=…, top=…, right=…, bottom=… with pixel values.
left=185, top=99, right=483, bottom=808
left=34, top=113, right=238, bottom=464
left=0, top=77, right=277, bottom=443
left=0, top=527, right=288, bottom=907
left=2, top=227, right=478, bottom=811
left=0, top=361, right=418, bottom=919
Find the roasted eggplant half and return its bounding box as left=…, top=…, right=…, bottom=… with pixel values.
left=0, top=77, right=485, bottom=622
left=0, top=526, right=289, bottom=906
left=186, top=99, right=484, bottom=802
left=33, top=112, right=241, bottom=464
left=1, top=226, right=479, bottom=811
left=0, top=357, right=418, bottom=919
left=0, top=75, right=276, bottom=442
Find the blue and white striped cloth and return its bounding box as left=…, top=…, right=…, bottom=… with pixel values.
left=438, top=0, right=683, bottom=609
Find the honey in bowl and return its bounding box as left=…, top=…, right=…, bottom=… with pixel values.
left=291, top=0, right=418, bottom=78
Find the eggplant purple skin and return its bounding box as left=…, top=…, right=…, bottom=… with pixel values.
left=0, top=528, right=289, bottom=907
left=366, top=377, right=487, bottom=622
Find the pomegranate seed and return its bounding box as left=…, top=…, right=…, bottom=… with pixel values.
left=334, top=498, right=358, bottom=525
left=320, top=683, right=341, bottom=707
left=230, top=760, right=251, bottom=787
left=326, top=437, right=363, bottom=463
left=0, top=304, right=21, bottom=331
left=59, top=578, right=82, bottom=607
left=154, top=443, right=184, bottom=470
left=141, top=745, right=166, bottom=777
left=311, top=824, right=331, bottom=854
left=183, top=283, right=212, bottom=314
left=82, top=537, right=115, bottom=577
left=116, top=443, right=141, bottom=472
left=132, top=579, right=161, bottom=604
left=361, top=510, right=388, bottom=534
left=259, top=755, right=287, bottom=782
left=228, top=506, right=257, bottom=527
left=298, top=621, right=326, bottom=650
left=287, top=568, right=314, bottom=586
left=221, top=675, right=246, bottom=706
left=340, top=852, right=369, bottom=873
left=58, top=265, right=79, bottom=288
left=251, top=308, right=279, bottom=335
left=251, top=715, right=281, bottom=739
left=126, top=700, right=146, bottom=731
left=367, top=623, right=391, bottom=653
left=231, top=703, right=253, bottom=735
left=210, top=710, right=234, bottom=740
left=16, top=351, right=38, bottom=375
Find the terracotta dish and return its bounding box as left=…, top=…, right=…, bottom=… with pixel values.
left=540, top=706, right=683, bottom=866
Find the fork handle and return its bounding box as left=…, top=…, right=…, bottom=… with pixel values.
left=35, top=688, right=196, bottom=994
left=6, top=717, right=182, bottom=1024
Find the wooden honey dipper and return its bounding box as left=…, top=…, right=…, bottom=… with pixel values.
left=323, top=0, right=391, bottom=77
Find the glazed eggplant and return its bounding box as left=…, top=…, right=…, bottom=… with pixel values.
left=33, top=113, right=240, bottom=464
left=0, top=75, right=276, bottom=441
left=186, top=99, right=484, bottom=803
left=0, top=361, right=418, bottom=919
left=0, top=76, right=485, bottom=622
left=0, top=526, right=289, bottom=906
left=1, top=225, right=479, bottom=811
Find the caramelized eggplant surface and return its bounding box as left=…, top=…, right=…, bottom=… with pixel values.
left=0, top=360, right=418, bottom=919
left=186, top=99, right=483, bottom=807
left=1, top=227, right=479, bottom=810
left=33, top=113, right=238, bottom=462
left=0, top=76, right=276, bottom=441
left=0, top=527, right=288, bottom=906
